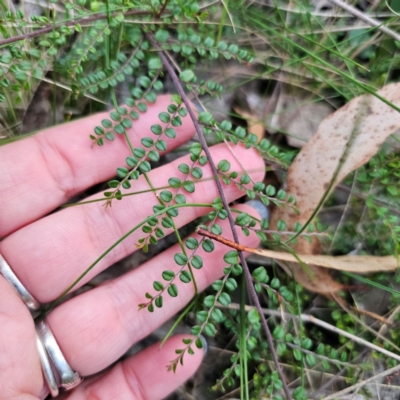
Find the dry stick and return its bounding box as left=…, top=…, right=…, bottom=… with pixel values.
left=229, top=303, right=400, bottom=399
left=225, top=304, right=400, bottom=363
left=0, top=9, right=150, bottom=46
left=327, top=0, right=400, bottom=42
left=156, top=0, right=169, bottom=18
left=321, top=362, right=400, bottom=400
left=145, top=34, right=293, bottom=400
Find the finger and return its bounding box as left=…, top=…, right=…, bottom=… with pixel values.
left=0, top=95, right=195, bottom=237
left=64, top=335, right=204, bottom=400
left=46, top=203, right=259, bottom=375
left=0, top=144, right=264, bottom=302
left=0, top=276, right=41, bottom=398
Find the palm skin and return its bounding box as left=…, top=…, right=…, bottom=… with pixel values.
left=0, top=95, right=263, bottom=399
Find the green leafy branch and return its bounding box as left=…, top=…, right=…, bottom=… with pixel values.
left=201, top=119, right=290, bottom=168
left=167, top=250, right=242, bottom=372
left=147, top=32, right=293, bottom=399
left=81, top=37, right=147, bottom=94
left=138, top=216, right=218, bottom=312
left=92, top=98, right=183, bottom=204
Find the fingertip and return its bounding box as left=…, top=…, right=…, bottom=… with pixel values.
left=123, top=334, right=204, bottom=399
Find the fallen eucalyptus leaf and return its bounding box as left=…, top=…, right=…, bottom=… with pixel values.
left=269, top=82, right=400, bottom=293
left=242, top=248, right=399, bottom=274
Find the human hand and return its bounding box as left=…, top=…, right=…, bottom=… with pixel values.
left=0, top=94, right=264, bottom=399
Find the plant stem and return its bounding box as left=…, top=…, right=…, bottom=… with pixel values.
left=239, top=274, right=249, bottom=400
left=146, top=33, right=292, bottom=400
left=41, top=202, right=211, bottom=314
left=156, top=0, right=169, bottom=17
left=0, top=9, right=150, bottom=47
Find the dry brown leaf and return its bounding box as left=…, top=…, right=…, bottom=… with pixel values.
left=242, top=248, right=399, bottom=274
left=269, top=82, right=400, bottom=293
left=233, top=106, right=265, bottom=143
left=246, top=247, right=398, bottom=294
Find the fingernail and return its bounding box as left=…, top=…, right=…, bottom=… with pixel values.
left=245, top=200, right=269, bottom=220
left=199, top=334, right=209, bottom=356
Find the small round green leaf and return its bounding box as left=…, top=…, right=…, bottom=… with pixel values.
left=155, top=29, right=169, bottom=42
left=185, top=237, right=198, bottom=250
left=148, top=57, right=162, bottom=70
left=155, top=296, right=163, bottom=308
left=174, top=253, right=188, bottom=266
left=159, top=112, right=170, bottom=123
left=148, top=150, right=159, bottom=162
left=203, top=295, right=215, bottom=308
left=225, top=277, right=237, bottom=291
left=160, top=190, right=173, bottom=202
left=248, top=308, right=260, bottom=324
left=223, top=250, right=239, bottom=265
left=182, top=180, right=195, bottom=193
left=117, top=167, right=129, bottom=178
left=165, top=128, right=176, bottom=138
left=273, top=325, right=285, bottom=340
left=191, top=167, right=203, bottom=179
left=218, top=292, right=231, bottom=306
left=101, top=119, right=112, bottom=128
left=218, top=159, right=230, bottom=172
left=198, top=111, right=213, bottom=124
left=202, top=239, right=214, bottom=253
left=211, top=280, right=223, bottom=291
left=180, top=69, right=195, bottom=83
left=162, top=270, right=175, bottom=281
left=155, top=139, right=167, bottom=152
left=178, top=163, right=190, bottom=174
left=168, top=177, right=181, bottom=188
left=150, top=124, right=163, bottom=135
left=179, top=270, right=191, bottom=283
left=168, top=284, right=178, bottom=297
left=153, top=281, right=164, bottom=291
left=175, top=194, right=186, bottom=204
left=236, top=212, right=250, bottom=226
left=211, top=224, right=222, bottom=235
left=191, top=255, right=203, bottom=269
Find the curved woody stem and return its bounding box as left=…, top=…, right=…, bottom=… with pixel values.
left=146, top=33, right=292, bottom=400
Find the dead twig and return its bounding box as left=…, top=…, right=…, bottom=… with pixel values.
left=225, top=304, right=400, bottom=364
left=327, top=0, right=400, bottom=42
left=0, top=9, right=151, bottom=47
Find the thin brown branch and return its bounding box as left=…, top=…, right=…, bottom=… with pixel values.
left=197, top=227, right=251, bottom=251
left=156, top=0, right=169, bottom=18
left=146, top=33, right=292, bottom=400
left=0, top=9, right=151, bottom=46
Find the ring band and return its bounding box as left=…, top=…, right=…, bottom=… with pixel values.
left=36, top=319, right=83, bottom=393
left=35, top=329, right=59, bottom=397
left=0, top=253, right=41, bottom=312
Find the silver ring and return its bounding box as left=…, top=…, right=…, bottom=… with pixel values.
left=36, top=319, right=83, bottom=393
left=0, top=253, right=41, bottom=312
left=35, top=329, right=59, bottom=398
